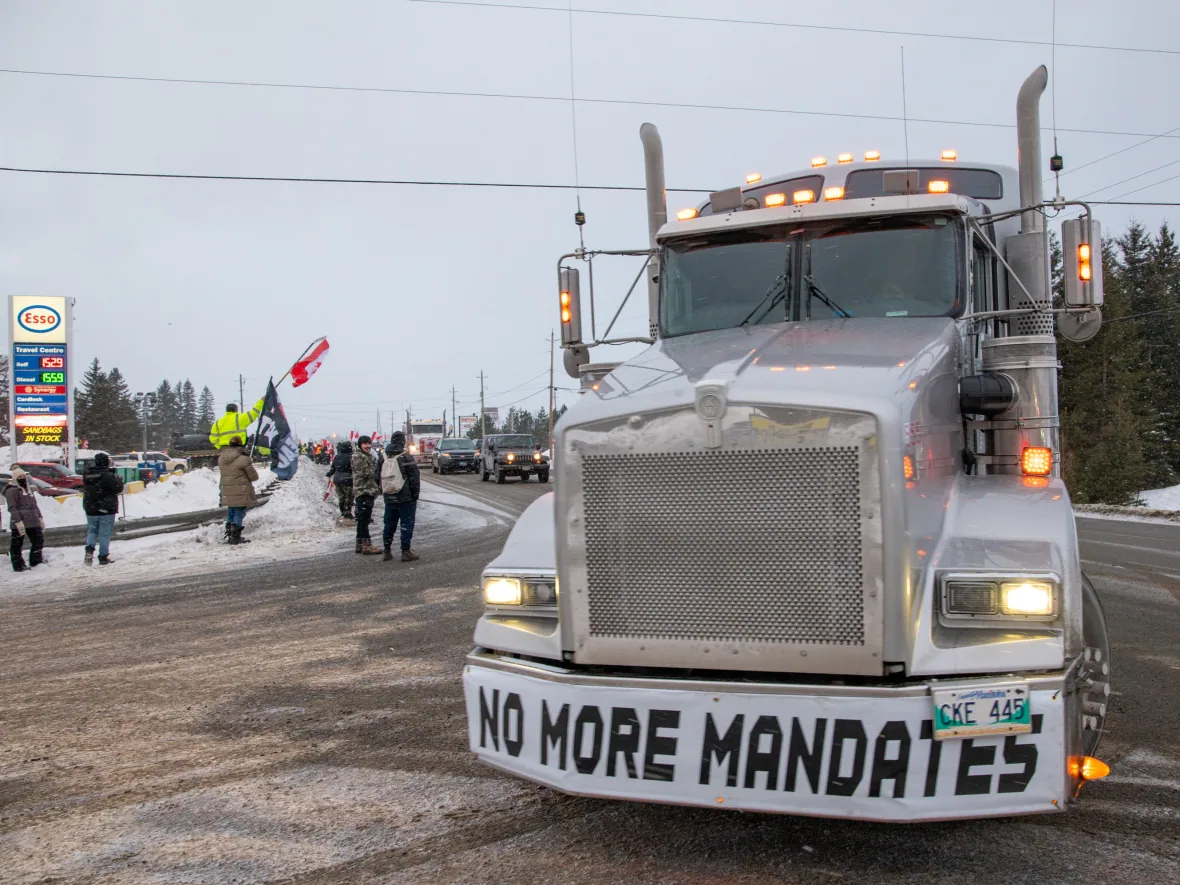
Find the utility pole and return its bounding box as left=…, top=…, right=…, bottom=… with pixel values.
left=479, top=371, right=486, bottom=438
left=238, top=375, right=245, bottom=411
left=548, top=330, right=555, bottom=451
left=451, top=386, right=457, bottom=437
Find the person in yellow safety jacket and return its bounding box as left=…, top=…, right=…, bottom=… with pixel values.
left=209, top=400, right=266, bottom=450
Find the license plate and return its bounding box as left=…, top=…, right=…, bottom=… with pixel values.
left=931, top=682, right=1032, bottom=740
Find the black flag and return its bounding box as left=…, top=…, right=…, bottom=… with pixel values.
left=255, top=379, right=299, bottom=480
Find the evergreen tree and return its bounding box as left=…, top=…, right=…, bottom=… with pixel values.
left=75, top=359, right=112, bottom=449
left=180, top=380, right=198, bottom=433
left=1058, top=234, right=1151, bottom=503
left=197, top=386, right=217, bottom=433
left=151, top=379, right=181, bottom=448
left=106, top=368, right=142, bottom=451
left=1145, top=223, right=1180, bottom=478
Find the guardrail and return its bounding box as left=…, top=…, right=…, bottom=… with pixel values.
left=0, top=485, right=277, bottom=549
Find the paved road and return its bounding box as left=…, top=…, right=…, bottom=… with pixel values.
left=1, top=490, right=1177, bottom=884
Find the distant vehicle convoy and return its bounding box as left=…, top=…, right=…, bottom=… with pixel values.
left=479, top=434, right=549, bottom=484
left=433, top=438, right=478, bottom=474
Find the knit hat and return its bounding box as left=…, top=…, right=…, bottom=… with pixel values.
left=357, top=435, right=372, bottom=446
left=94, top=452, right=110, bottom=467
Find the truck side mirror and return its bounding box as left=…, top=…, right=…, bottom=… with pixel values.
left=487, top=440, right=495, bottom=452
left=1062, top=217, right=1103, bottom=307
left=559, top=266, right=583, bottom=346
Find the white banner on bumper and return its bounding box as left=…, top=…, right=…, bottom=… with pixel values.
left=464, top=664, right=1066, bottom=822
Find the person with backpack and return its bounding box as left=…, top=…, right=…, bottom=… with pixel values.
left=82, top=452, right=124, bottom=565
left=351, top=435, right=382, bottom=555
left=379, top=431, right=421, bottom=562
left=325, top=440, right=354, bottom=520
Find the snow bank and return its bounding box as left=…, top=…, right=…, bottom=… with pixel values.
left=1138, top=483, right=1180, bottom=511
left=0, top=443, right=67, bottom=472
left=31, top=467, right=275, bottom=528
left=3, top=465, right=502, bottom=596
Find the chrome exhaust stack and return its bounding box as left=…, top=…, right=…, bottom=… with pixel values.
left=640, top=123, right=666, bottom=340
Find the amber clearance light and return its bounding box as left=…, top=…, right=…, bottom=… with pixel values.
left=1068, top=756, right=1111, bottom=781
left=928, top=179, right=951, bottom=194
left=793, top=189, right=816, bottom=204
left=764, top=192, right=787, bottom=207
left=1021, top=446, right=1053, bottom=476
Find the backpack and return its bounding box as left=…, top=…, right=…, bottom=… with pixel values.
left=380, top=453, right=406, bottom=495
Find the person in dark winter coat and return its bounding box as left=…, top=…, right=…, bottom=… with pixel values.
left=325, top=440, right=355, bottom=519
left=218, top=437, right=259, bottom=545
left=350, top=436, right=382, bottom=555
left=379, top=431, right=421, bottom=562
left=5, top=467, right=45, bottom=572
left=82, top=452, right=124, bottom=565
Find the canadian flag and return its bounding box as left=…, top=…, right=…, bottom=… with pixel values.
left=290, top=338, right=329, bottom=387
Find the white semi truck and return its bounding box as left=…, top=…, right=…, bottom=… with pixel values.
left=463, top=67, right=1112, bottom=822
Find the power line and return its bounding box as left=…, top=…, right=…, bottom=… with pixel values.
left=1078, top=159, right=1180, bottom=198
left=3, top=67, right=1178, bottom=141
left=0, top=165, right=714, bottom=192
left=406, top=0, right=1180, bottom=57
left=1048, top=125, right=1180, bottom=182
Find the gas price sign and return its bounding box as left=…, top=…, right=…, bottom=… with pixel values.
left=9, top=295, right=72, bottom=448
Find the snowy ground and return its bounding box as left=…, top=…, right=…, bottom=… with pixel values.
left=0, top=442, right=68, bottom=472
left=1138, top=482, right=1180, bottom=511
left=3, top=467, right=503, bottom=597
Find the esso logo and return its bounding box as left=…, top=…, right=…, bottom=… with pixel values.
left=18, top=305, right=62, bottom=334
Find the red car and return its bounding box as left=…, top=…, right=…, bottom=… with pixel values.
left=0, top=472, right=78, bottom=497
left=14, top=461, right=84, bottom=490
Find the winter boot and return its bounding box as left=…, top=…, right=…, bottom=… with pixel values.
left=29, top=548, right=43, bottom=567
left=355, top=539, right=364, bottom=554
left=224, top=521, right=233, bottom=543
left=359, top=539, right=382, bottom=556
left=401, top=548, right=420, bottom=562
left=230, top=524, right=251, bottom=546
left=84, top=546, right=95, bottom=566
left=382, top=547, right=393, bottom=562
left=11, top=555, right=27, bottom=573
left=98, top=555, right=115, bottom=565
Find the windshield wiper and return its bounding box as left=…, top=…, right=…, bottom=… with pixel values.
left=804, top=275, right=852, bottom=318
left=740, top=274, right=789, bottom=327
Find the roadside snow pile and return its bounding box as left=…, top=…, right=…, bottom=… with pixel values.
left=1138, top=482, right=1180, bottom=511
left=0, top=443, right=66, bottom=471
left=32, top=467, right=272, bottom=528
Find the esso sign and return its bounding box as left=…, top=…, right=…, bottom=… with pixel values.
left=18, top=304, right=62, bottom=334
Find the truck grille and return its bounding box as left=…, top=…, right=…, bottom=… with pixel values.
left=581, top=447, right=865, bottom=645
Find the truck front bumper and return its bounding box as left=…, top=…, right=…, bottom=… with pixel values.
left=464, top=650, right=1074, bottom=822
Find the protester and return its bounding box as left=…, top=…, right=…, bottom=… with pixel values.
left=82, top=452, right=124, bottom=565
left=326, top=440, right=355, bottom=520
left=209, top=398, right=266, bottom=450
left=5, top=467, right=45, bottom=572
left=350, top=435, right=382, bottom=555
left=218, top=436, right=259, bottom=545
left=379, top=431, right=421, bottom=562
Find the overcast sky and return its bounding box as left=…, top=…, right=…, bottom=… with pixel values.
left=2, top=0, right=1176, bottom=440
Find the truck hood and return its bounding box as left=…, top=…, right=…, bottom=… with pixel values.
left=584, top=317, right=959, bottom=420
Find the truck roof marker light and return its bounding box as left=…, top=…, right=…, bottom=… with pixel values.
left=676, top=207, right=698, bottom=221
left=941, top=149, right=958, bottom=161
left=822, top=365, right=836, bottom=370
left=904, top=455, right=915, bottom=480
left=795, top=365, right=810, bottom=371
left=837, top=152, right=854, bottom=164
left=864, top=150, right=881, bottom=161
left=928, top=180, right=951, bottom=194
left=793, top=189, right=816, bottom=204
left=769, top=366, right=786, bottom=371
left=746, top=173, right=762, bottom=184
left=764, top=192, right=787, bottom=207
left=824, top=186, right=845, bottom=201
left=1069, top=756, right=1111, bottom=781
left=811, top=156, right=827, bottom=167
left=1022, top=446, right=1053, bottom=476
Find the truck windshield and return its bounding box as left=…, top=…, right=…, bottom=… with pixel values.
left=439, top=439, right=475, bottom=451
left=660, top=214, right=962, bottom=335
left=660, top=230, right=793, bottom=336
left=412, top=423, right=443, bottom=434
left=804, top=215, right=961, bottom=319
left=496, top=435, right=534, bottom=448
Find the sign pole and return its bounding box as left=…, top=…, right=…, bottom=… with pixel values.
left=7, top=296, right=15, bottom=470
left=66, top=299, right=75, bottom=472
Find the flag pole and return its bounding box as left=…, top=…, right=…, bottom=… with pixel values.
left=249, top=377, right=275, bottom=459
left=277, top=336, right=327, bottom=387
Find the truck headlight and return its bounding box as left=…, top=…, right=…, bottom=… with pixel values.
left=506, top=453, right=516, bottom=463
left=1000, top=580, right=1056, bottom=616
left=941, top=574, right=1058, bottom=622
left=532, top=452, right=542, bottom=462
left=439, top=453, right=451, bottom=459
left=484, top=577, right=522, bottom=605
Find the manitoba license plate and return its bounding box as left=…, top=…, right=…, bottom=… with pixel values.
left=931, top=682, right=1032, bottom=740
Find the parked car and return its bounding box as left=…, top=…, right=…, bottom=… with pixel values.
left=113, top=450, right=189, bottom=478
left=13, top=461, right=84, bottom=490
left=0, top=471, right=79, bottom=498
left=432, top=438, right=479, bottom=474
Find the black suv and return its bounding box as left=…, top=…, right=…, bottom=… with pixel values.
left=432, top=438, right=478, bottom=474
left=480, top=434, right=549, bottom=484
